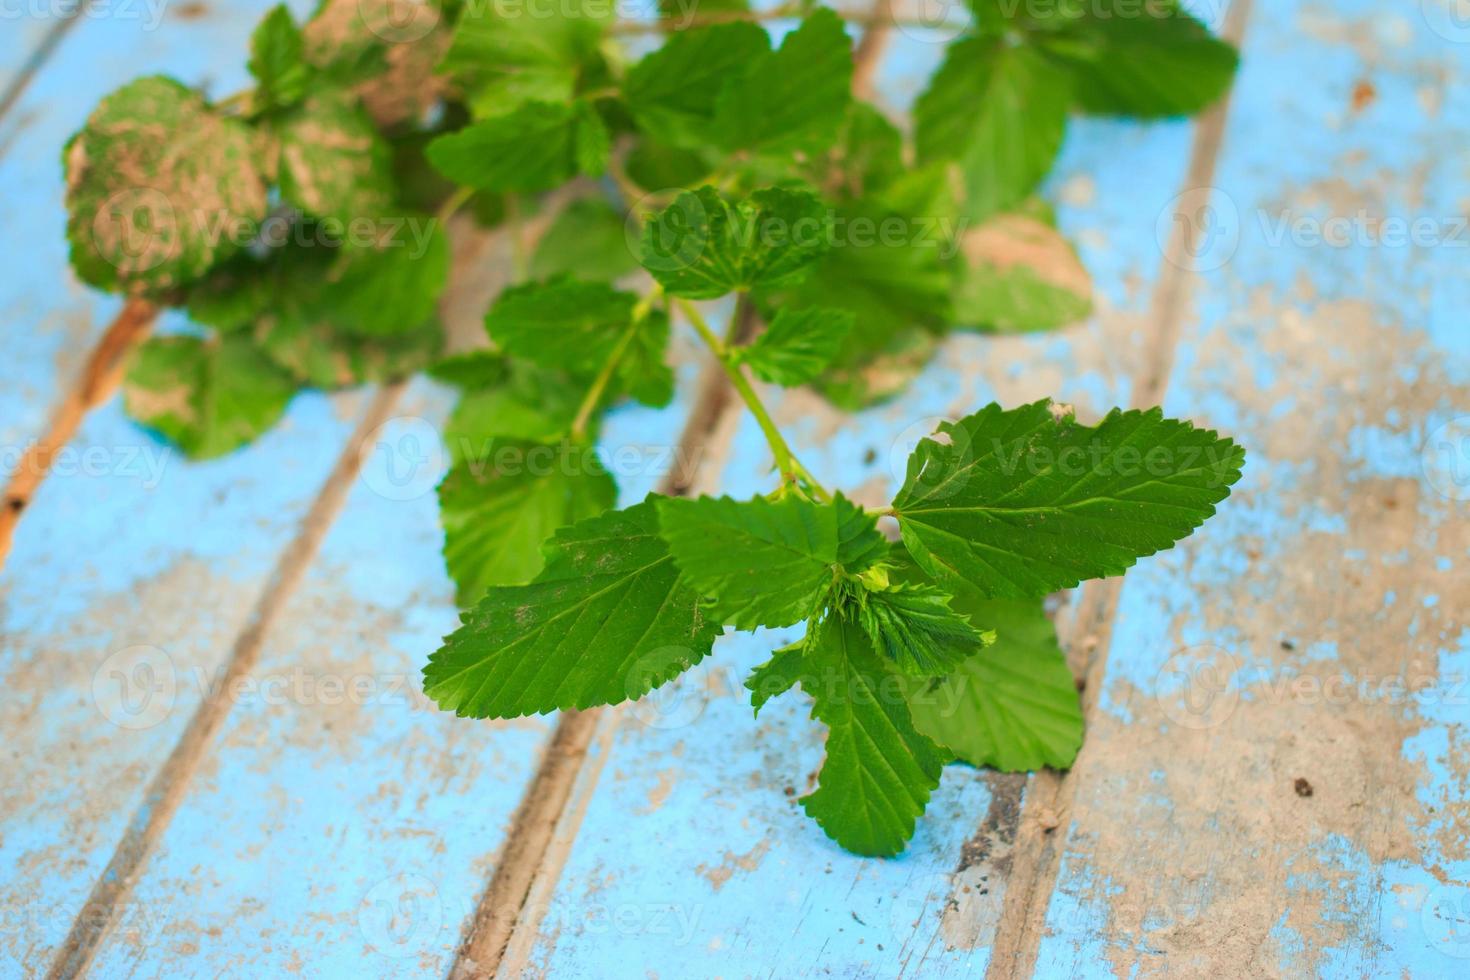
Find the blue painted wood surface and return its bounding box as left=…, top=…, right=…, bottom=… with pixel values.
left=2, top=2, right=1467, bottom=978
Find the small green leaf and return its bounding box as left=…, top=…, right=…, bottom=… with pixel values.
left=953, top=211, right=1093, bottom=333
left=424, top=497, right=721, bottom=718
left=531, top=198, right=639, bottom=282
left=747, top=641, right=804, bottom=716
left=915, top=37, right=1068, bottom=222
left=438, top=441, right=617, bottom=605
left=1035, top=1, right=1238, bottom=118
left=319, top=223, right=450, bottom=336
left=891, top=400, right=1245, bottom=599
left=792, top=610, right=949, bottom=857
left=248, top=5, right=311, bottom=113
left=851, top=583, right=994, bottom=676
left=640, top=185, right=831, bottom=299
left=439, top=0, right=609, bottom=117
left=276, top=89, right=396, bottom=225
left=426, top=100, right=603, bottom=192
left=624, top=21, right=770, bottom=147
left=737, top=307, right=853, bottom=387
left=902, top=591, right=1083, bottom=771
left=713, top=9, right=852, bottom=154
left=123, top=334, right=296, bottom=459
left=64, top=76, right=270, bottom=293
left=656, top=493, right=884, bottom=630
left=483, top=278, right=636, bottom=376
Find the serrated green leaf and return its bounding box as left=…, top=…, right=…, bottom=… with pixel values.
left=901, top=589, right=1083, bottom=771
left=953, top=211, right=1092, bottom=332
left=915, top=37, right=1068, bottom=222
left=747, top=641, right=805, bottom=716
left=64, top=76, right=269, bottom=294
left=793, top=609, right=949, bottom=856
left=249, top=5, right=311, bottom=113
left=774, top=196, right=952, bottom=359
left=737, top=307, right=853, bottom=386
left=424, top=497, right=721, bottom=718
left=426, top=100, right=603, bottom=192
left=439, top=0, right=609, bottom=117
left=123, top=334, right=296, bottom=459
left=483, top=278, right=636, bottom=376
left=276, top=89, right=396, bottom=225
left=531, top=198, right=638, bottom=282
left=850, top=582, right=994, bottom=676
left=640, top=185, right=830, bottom=299
left=1034, top=0, right=1238, bottom=118
left=713, top=9, right=852, bottom=154
left=438, top=440, right=617, bottom=605
left=319, top=222, right=450, bottom=336
left=891, top=400, right=1245, bottom=599
left=656, top=493, right=884, bottom=630
left=624, top=21, right=770, bottom=147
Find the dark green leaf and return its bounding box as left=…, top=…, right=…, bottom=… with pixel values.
left=123, top=334, right=296, bottom=459
left=319, top=222, right=450, bottom=336
left=424, top=497, right=721, bottom=718
left=747, top=641, right=805, bottom=716
left=737, top=306, right=853, bottom=386
left=248, top=5, right=311, bottom=113
left=624, top=21, right=770, bottom=147
left=483, top=278, right=636, bottom=375
left=531, top=198, right=640, bottom=282
left=439, top=0, right=609, bottom=117
left=640, top=185, right=831, bottom=299
left=427, top=101, right=586, bottom=192
left=851, top=582, right=993, bottom=676
left=891, top=400, right=1245, bottom=599
left=438, top=441, right=617, bottom=605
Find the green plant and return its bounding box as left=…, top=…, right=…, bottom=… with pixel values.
left=61, top=0, right=1242, bottom=855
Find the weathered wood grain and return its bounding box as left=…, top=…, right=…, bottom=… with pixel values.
left=1023, top=0, right=1470, bottom=975
left=508, top=27, right=1216, bottom=978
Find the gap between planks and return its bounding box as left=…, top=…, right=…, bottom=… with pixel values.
left=44, top=378, right=408, bottom=980
left=0, top=0, right=88, bottom=134
left=982, top=1, right=1256, bottom=977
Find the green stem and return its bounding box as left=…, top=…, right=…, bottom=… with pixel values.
left=435, top=186, right=474, bottom=227
left=677, top=298, right=830, bottom=502
left=570, top=285, right=665, bottom=441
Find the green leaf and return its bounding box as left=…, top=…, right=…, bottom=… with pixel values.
left=254, top=312, right=441, bottom=388
left=814, top=329, right=939, bottom=411
left=435, top=358, right=588, bottom=463
left=1035, top=1, right=1238, bottom=118
left=713, top=9, right=852, bottom=154
left=902, top=591, right=1083, bottom=771
left=248, top=5, right=311, bottom=113
left=746, top=641, right=804, bottom=716
left=891, top=400, right=1245, bottom=599
left=123, top=334, right=296, bottom=459
left=626, top=139, right=712, bottom=191
left=624, top=21, right=770, bottom=147
left=616, top=308, right=676, bottom=408
left=851, top=583, right=994, bottom=676
left=318, top=223, right=450, bottom=336
left=914, top=37, right=1068, bottom=222
left=656, top=493, right=884, bottom=630
left=439, top=0, right=609, bottom=117
left=792, top=610, right=949, bottom=856
left=438, top=441, right=617, bottom=605
left=953, top=211, right=1093, bottom=332
left=424, top=497, right=721, bottom=718
left=774, top=197, right=952, bottom=359
left=276, top=89, right=396, bottom=225
left=640, top=185, right=831, bottom=299
left=736, top=307, right=853, bottom=387
left=819, top=102, right=905, bottom=199
left=426, top=100, right=604, bottom=192
left=64, top=76, right=269, bottom=294
left=530, top=198, right=639, bottom=282
left=484, top=278, right=636, bottom=376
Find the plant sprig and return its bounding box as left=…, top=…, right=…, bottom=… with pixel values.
left=61, top=0, right=1243, bottom=855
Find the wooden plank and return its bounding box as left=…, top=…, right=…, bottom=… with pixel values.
left=1022, top=0, right=1470, bottom=974
left=509, top=29, right=1212, bottom=977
